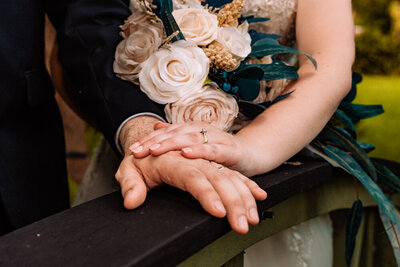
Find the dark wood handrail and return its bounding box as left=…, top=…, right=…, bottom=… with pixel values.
left=0, top=158, right=398, bottom=266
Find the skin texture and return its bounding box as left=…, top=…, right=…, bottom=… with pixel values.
left=118, top=116, right=267, bottom=234
left=118, top=0, right=355, bottom=234
left=131, top=0, right=355, bottom=177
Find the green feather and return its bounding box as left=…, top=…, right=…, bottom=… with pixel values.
left=345, top=200, right=363, bottom=266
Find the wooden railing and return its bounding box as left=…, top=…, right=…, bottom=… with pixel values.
left=0, top=158, right=399, bottom=266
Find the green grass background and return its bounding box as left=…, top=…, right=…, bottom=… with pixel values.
left=354, top=75, right=400, bottom=163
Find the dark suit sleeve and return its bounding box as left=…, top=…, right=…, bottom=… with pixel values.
left=46, top=0, right=166, bottom=153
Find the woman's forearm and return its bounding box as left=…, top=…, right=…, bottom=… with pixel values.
left=235, top=0, right=355, bottom=176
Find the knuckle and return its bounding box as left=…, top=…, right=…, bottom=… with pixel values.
left=229, top=198, right=244, bottom=210
left=162, top=138, right=177, bottom=147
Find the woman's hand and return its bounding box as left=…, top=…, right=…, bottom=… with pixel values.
left=116, top=151, right=267, bottom=234
left=129, top=121, right=256, bottom=176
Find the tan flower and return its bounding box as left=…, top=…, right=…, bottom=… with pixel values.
left=173, top=8, right=219, bottom=46
left=139, top=40, right=209, bottom=104
left=120, top=12, right=154, bottom=37
left=113, top=22, right=163, bottom=84
left=165, top=84, right=239, bottom=131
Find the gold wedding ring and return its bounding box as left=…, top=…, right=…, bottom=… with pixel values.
left=217, top=166, right=225, bottom=171
left=200, top=128, right=208, bottom=144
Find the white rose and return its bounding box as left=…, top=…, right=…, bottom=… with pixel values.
left=172, top=0, right=203, bottom=9
left=113, top=23, right=163, bottom=84
left=216, top=24, right=252, bottom=61
left=139, top=40, right=209, bottom=104
left=165, top=84, right=239, bottom=131
left=172, top=8, right=218, bottom=46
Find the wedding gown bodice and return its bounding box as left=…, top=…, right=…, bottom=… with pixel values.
left=243, top=0, right=297, bottom=48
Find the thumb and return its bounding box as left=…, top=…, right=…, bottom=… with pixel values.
left=115, top=158, right=148, bottom=210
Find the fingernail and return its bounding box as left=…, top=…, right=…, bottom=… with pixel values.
left=132, top=146, right=143, bottom=153
left=130, top=142, right=140, bottom=150
left=214, top=201, right=226, bottom=213
left=249, top=208, right=259, bottom=222
left=182, top=147, right=192, bottom=153
left=238, top=216, right=248, bottom=231
left=149, top=143, right=161, bottom=151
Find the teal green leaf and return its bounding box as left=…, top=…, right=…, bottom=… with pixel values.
left=160, top=12, right=185, bottom=41
left=342, top=72, right=362, bottom=103
left=334, top=110, right=356, bottom=138
left=244, top=17, right=270, bottom=23
left=258, top=63, right=299, bottom=81
left=318, top=144, right=395, bottom=222
left=339, top=103, right=384, bottom=123
left=357, top=141, right=375, bottom=153
left=345, top=200, right=363, bottom=266
left=249, top=38, right=317, bottom=69
left=201, top=0, right=233, bottom=8
left=319, top=126, right=377, bottom=181
left=229, top=65, right=264, bottom=83
left=306, top=144, right=344, bottom=168
left=249, top=30, right=281, bottom=45
left=378, top=207, right=400, bottom=266
left=374, top=162, right=400, bottom=192
left=236, top=78, right=260, bottom=101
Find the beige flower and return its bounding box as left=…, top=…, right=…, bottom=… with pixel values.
left=172, top=0, right=203, bottom=9
left=113, top=22, right=163, bottom=84
left=139, top=40, right=209, bottom=104
left=119, top=12, right=154, bottom=37
left=216, top=23, right=252, bottom=63
left=165, top=84, right=239, bottom=131
left=173, top=8, right=219, bottom=46
left=129, top=0, right=152, bottom=13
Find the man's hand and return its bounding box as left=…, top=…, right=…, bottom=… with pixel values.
left=117, top=116, right=267, bottom=234
left=116, top=152, right=267, bottom=234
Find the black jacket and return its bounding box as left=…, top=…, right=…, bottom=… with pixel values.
left=0, top=0, right=164, bottom=234
left=58, top=0, right=166, bottom=150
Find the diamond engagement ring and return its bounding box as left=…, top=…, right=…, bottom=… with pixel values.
left=200, top=128, right=208, bottom=144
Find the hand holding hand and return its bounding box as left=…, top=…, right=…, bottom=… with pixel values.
left=129, top=122, right=257, bottom=176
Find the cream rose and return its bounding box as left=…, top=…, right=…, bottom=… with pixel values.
left=172, top=0, right=203, bottom=9
left=113, top=23, right=163, bottom=84
left=172, top=8, right=218, bottom=46
left=165, top=84, right=239, bottom=131
left=119, top=12, right=155, bottom=37
left=139, top=40, right=209, bottom=104
left=216, top=24, right=252, bottom=61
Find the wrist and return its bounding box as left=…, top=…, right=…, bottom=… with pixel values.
left=119, top=115, right=162, bottom=155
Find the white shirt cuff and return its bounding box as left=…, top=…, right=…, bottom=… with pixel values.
left=114, top=112, right=166, bottom=154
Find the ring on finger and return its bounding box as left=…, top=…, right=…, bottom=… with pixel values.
left=200, top=128, right=208, bottom=144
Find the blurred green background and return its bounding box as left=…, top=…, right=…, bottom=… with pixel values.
left=352, top=0, right=400, bottom=163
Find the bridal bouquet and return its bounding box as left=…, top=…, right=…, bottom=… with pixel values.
left=114, top=0, right=315, bottom=131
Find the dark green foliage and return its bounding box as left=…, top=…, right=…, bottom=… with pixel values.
left=353, top=0, right=400, bottom=74
left=354, top=30, right=400, bottom=75
left=345, top=200, right=363, bottom=266
left=375, top=162, right=400, bottom=192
